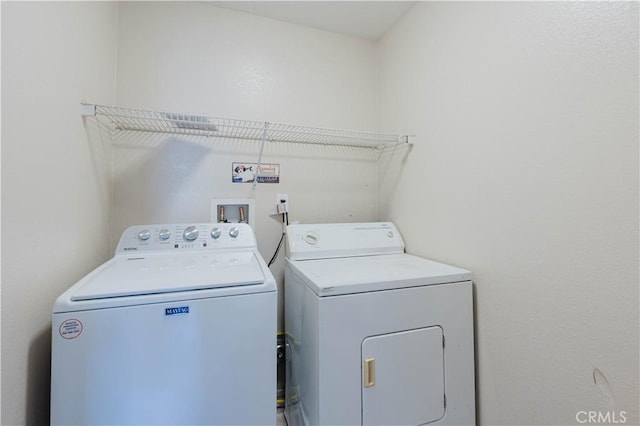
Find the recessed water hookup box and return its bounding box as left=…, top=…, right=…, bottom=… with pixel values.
left=210, top=199, right=256, bottom=227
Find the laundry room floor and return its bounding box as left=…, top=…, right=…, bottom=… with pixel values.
left=277, top=408, right=286, bottom=426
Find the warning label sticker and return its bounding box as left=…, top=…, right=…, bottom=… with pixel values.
left=59, top=319, right=83, bottom=339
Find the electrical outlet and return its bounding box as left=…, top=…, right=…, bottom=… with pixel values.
left=276, top=193, right=289, bottom=214
left=276, top=193, right=289, bottom=205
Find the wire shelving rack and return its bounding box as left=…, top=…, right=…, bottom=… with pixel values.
left=82, top=103, right=411, bottom=186
left=82, top=103, right=410, bottom=150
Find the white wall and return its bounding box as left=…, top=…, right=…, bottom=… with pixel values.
left=113, top=2, right=380, bottom=329
left=378, top=2, right=639, bottom=425
left=1, top=2, right=118, bottom=424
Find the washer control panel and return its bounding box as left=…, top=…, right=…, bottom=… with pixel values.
left=116, top=223, right=256, bottom=254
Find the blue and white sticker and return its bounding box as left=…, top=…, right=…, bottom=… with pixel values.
left=165, top=306, right=189, bottom=316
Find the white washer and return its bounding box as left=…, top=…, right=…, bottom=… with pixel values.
left=284, top=222, right=475, bottom=426
left=51, top=223, right=277, bottom=425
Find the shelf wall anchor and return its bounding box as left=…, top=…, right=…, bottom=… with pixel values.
left=253, top=122, right=270, bottom=189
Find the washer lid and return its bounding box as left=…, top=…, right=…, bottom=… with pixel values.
left=70, top=251, right=265, bottom=301
left=288, top=253, right=471, bottom=296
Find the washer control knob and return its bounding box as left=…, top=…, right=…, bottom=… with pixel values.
left=158, top=229, right=171, bottom=241
left=304, top=233, right=318, bottom=245
left=137, top=229, right=151, bottom=241
left=229, top=227, right=240, bottom=238
left=183, top=226, right=199, bottom=242
left=211, top=227, right=222, bottom=239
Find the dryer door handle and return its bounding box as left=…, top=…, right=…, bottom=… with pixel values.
left=364, top=357, right=376, bottom=387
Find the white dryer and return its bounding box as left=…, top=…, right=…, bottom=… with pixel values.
left=51, top=223, right=277, bottom=425
left=284, top=222, right=475, bottom=426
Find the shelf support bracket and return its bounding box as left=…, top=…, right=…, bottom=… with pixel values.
left=253, top=122, right=270, bottom=189
left=81, top=103, right=96, bottom=117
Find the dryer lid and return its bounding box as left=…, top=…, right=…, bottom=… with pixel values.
left=287, top=253, right=471, bottom=296
left=70, top=251, right=265, bottom=301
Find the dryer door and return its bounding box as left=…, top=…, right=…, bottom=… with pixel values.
left=361, top=326, right=445, bottom=426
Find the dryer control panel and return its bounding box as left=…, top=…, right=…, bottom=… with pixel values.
left=116, top=223, right=257, bottom=254
left=286, top=222, right=405, bottom=261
